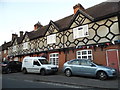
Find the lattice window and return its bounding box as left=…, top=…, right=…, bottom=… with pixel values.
left=47, top=34, right=56, bottom=44
left=73, top=25, right=89, bottom=39
left=77, top=50, right=93, bottom=60
left=49, top=53, right=59, bottom=65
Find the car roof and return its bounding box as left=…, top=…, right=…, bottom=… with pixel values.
left=69, top=59, right=91, bottom=62
left=24, top=57, right=46, bottom=60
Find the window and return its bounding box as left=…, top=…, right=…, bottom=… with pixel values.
left=77, top=50, right=93, bottom=60
left=68, top=60, right=80, bottom=65
left=80, top=60, right=92, bottom=66
left=73, top=25, right=89, bottom=39
left=47, top=34, right=56, bottom=44
left=49, top=53, right=59, bottom=65
left=33, top=60, right=40, bottom=66
left=23, top=42, right=28, bottom=50
left=13, top=46, right=16, bottom=52
left=4, top=50, right=6, bottom=54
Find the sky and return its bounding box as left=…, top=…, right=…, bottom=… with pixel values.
left=0, top=0, right=108, bottom=46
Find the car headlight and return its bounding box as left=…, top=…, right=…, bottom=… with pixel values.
left=111, top=69, right=116, bottom=72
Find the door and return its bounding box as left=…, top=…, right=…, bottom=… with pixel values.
left=32, top=60, right=41, bottom=73
left=106, top=49, right=119, bottom=71
left=79, top=60, right=97, bottom=76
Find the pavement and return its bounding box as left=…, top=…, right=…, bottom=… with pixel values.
left=32, top=71, right=119, bottom=89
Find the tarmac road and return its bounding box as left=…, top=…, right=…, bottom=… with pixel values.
left=2, top=72, right=119, bottom=89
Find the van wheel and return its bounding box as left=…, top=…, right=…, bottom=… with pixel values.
left=23, top=68, right=27, bottom=74
left=40, top=69, right=46, bottom=76
left=97, top=71, right=108, bottom=80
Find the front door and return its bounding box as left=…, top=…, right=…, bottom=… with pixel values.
left=106, top=49, right=119, bottom=72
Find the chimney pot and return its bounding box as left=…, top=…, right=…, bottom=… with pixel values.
left=20, top=31, right=24, bottom=37
left=34, top=21, right=43, bottom=31
left=12, top=34, right=18, bottom=41
left=73, top=3, right=85, bottom=14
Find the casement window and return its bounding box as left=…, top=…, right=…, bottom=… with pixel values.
left=47, top=34, right=56, bottom=44
left=76, top=50, right=93, bottom=60
left=49, top=53, right=59, bottom=65
left=4, top=50, right=6, bottom=54
left=73, top=25, right=89, bottom=39
left=23, top=42, right=28, bottom=50
left=13, top=46, right=17, bottom=52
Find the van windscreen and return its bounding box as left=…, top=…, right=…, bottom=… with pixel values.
left=38, top=59, right=49, bottom=64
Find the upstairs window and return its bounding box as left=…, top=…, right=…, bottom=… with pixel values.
left=13, top=46, right=17, bottom=52
left=47, top=34, right=56, bottom=44
left=4, top=50, right=6, bottom=54
left=23, top=42, right=28, bottom=50
left=73, top=25, right=89, bottom=39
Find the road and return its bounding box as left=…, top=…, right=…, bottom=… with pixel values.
left=2, top=72, right=119, bottom=89
left=3, top=77, right=75, bottom=88
left=2, top=73, right=90, bottom=89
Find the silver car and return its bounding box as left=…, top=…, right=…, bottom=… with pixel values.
left=63, top=59, right=117, bottom=80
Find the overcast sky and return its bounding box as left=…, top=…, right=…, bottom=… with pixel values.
left=0, top=0, right=108, bottom=45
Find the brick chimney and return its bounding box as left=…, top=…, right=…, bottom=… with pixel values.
left=73, top=3, right=85, bottom=14
left=34, top=21, right=43, bottom=31
left=19, top=31, right=24, bottom=37
left=12, top=34, right=18, bottom=41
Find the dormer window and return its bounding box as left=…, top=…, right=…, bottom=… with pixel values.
left=73, top=25, right=89, bottom=39
left=47, top=34, right=56, bottom=44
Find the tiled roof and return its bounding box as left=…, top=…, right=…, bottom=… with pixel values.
left=86, top=1, right=120, bottom=20
left=2, top=41, right=11, bottom=50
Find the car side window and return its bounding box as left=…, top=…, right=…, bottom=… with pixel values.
left=33, top=60, right=40, bottom=66
left=69, top=60, right=80, bottom=65
left=80, top=60, right=91, bottom=66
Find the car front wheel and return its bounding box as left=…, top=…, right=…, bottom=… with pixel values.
left=97, top=71, right=108, bottom=80
left=6, top=68, right=11, bottom=74
left=65, top=69, right=72, bottom=77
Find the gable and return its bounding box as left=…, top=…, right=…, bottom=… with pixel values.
left=22, top=34, right=29, bottom=43
left=45, top=21, right=59, bottom=36
left=70, top=10, right=94, bottom=28
left=12, top=38, right=17, bottom=45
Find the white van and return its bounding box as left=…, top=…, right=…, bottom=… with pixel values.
left=22, top=57, right=58, bottom=75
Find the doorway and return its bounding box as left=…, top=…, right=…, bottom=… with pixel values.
left=106, top=49, right=119, bottom=72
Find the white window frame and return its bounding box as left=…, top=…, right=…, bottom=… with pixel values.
left=23, top=42, right=28, bottom=50
left=76, top=50, right=93, bottom=60
left=73, top=25, right=89, bottom=39
left=4, top=50, right=6, bottom=54
left=13, top=46, right=17, bottom=52
left=47, top=34, right=56, bottom=44
left=49, top=53, right=59, bottom=65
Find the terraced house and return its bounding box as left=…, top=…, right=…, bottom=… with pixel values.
left=1, top=1, right=120, bottom=72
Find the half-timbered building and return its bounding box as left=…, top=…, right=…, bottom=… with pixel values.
left=1, top=1, right=120, bottom=71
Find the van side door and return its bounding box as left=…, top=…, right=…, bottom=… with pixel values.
left=32, top=59, right=41, bottom=73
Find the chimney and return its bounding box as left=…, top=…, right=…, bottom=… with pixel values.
left=34, top=21, right=43, bottom=31
left=12, top=34, right=18, bottom=41
left=20, top=31, right=24, bottom=37
left=73, top=3, right=85, bottom=14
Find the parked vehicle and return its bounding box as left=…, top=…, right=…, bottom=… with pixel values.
left=22, top=57, right=58, bottom=75
left=2, top=61, right=22, bottom=74
left=63, top=59, right=117, bottom=80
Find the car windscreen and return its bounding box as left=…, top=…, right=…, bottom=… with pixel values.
left=38, top=59, right=49, bottom=64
